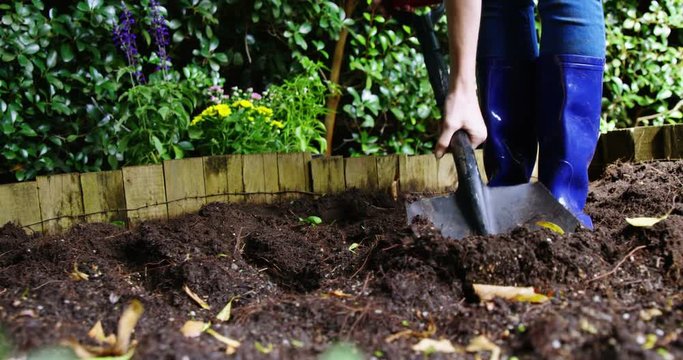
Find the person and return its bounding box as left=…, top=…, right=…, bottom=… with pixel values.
left=428, top=0, right=605, bottom=228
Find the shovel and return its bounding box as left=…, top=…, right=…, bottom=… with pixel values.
left=394, top=3, right=582, bottom=239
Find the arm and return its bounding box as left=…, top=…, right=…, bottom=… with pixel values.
left=434, top=0, right=486, bottom=158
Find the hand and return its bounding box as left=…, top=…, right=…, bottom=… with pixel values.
left=434, top=86, right=487, bottom=158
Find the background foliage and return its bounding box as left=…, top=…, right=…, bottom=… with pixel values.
left=0, top=0, right=681, bottom=182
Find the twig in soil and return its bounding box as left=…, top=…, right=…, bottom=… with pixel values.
left=32, top=280, right=63, bottom=291
left=233, top=227, right=244, bottom=256
left=587, top=245, right=647, bottom=284
left=102, top=231, right=131, bottom=240
left=350, top=237, right=380, bottom=279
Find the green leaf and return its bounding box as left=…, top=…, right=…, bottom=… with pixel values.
left=158, top=106, right=170, bottom=121
left=60, top=43, right=74, bottom=62
left=151, top=135, right=164, bottom=155
left=299, top=23, right=312, bottom=34
left=46, top=50, right=57, bottom=68
left=87, top=0, right=103, bottom=10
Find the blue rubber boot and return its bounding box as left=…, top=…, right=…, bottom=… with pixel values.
left=477, top=59, right=538, bottom=186
left=536, top=55, right=605, bottom=229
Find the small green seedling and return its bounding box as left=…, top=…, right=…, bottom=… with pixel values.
left=348, top=243, right=360, bottom=253
left=111, top=220, right=126, bottom=228
left=299, top=215, right=322, bottom=226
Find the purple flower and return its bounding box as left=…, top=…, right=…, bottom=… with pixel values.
left=112, top=2, right=144, bottom=83
left=149, top=0, right=171, bottom=72
left=251, top=92, right=262, bottom=100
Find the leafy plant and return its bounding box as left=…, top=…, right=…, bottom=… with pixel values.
left=0, top=1, right=121, bottom=181
left=602, top=0, right=683, bottom=131
left=299, top=215, right=323, bottom=226
left=190, top=56, right=328, bottom=155
left=116, top=68, right=207, bottom=165
left=266, top=56, right=329, bottom=154
left=342, top=7, right=439, bottom=156
left=111, top=1, right=213, bottom=165
left=189, top=92, right=281, bottom=155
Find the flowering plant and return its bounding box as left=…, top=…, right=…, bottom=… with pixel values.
left=189, top=56, right=329, bottom=156
left=189, top=91, right=285, bottom=155
left=111, top=1, right=218, bottom=165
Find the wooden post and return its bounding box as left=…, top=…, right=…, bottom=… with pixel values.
left=242, top=154, right=266, bottom=203
left=37, top=173, right=84, bottom=234
left=227, top=154, right=245, bottom=203
left=80, top=170, right=126, bottom=225
left=262, top=153, right=280, bottom=203
left=632, top=126, right=666, bottom=161
left=278, top=153, right=310, bottom=200
left=310, top=156, right=345, bottom=194
left=0, top=182, right=42, bottom=233
left=376, top=155, right=398, bottom=193
left=164, top=158, right=206, bottom=218
left=122, top=165, right=168, bottom=225
left=399, top=154, right=438, bottom=193
left=203, top=155, right=229, bottom=203
left=436, top=153, right=457, bottom=192
left=600, top=129, right=635, bottom=164
left=345, top=156, right=378, bottom=191
left=666, top=124, right=683, bottom=159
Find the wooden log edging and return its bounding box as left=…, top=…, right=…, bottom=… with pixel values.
left=1, top=124, right=682, bottom=234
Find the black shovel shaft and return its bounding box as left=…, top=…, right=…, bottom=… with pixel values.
left=401, top=7, right=493, bottom=235
left=450, top=131, right=492, bottom=235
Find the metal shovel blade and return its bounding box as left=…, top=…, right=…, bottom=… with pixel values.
left=406, top=182, right=581, bottom=240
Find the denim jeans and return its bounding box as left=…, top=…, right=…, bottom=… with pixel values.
left=477, top=0, right=606, bottom=59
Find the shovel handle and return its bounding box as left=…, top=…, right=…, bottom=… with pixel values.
left=450, top=130, right=492, bottom=235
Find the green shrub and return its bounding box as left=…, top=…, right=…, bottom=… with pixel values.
left=602, top=0, right=683, bottom=131
left=344, top=12, right=439, bottom=155
left=0, top=1, right=121, bottom=181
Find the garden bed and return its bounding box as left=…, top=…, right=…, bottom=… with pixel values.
left=0, top=160, right=682, bottom=359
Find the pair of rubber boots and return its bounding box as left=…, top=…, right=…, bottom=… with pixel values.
left=477, top=55, right=604, bottom=229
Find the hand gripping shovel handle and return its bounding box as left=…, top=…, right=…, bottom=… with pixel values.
left=450, top=130, right=492, bottom=235
left=396, top=2, right=493, bottom=235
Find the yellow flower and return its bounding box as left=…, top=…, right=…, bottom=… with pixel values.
left=191, top=115, right=203, bottom=125
left=232, top=99, right=253, bottom=109
left=203, top=107, right=217, bottom=117
left=269, top=120, right=284, bottom=129
left=255, top=105, right=273, bottom=117
left=215, top=104, right=231, bottom=117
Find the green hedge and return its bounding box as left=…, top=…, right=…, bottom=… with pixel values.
left=0, top=0, right=681, bottom=182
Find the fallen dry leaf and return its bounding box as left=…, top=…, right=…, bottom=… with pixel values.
left=183, top=285, right=211, bottom=310
left=63, top=299, right=143, bottom=359
left=465, top=335, right=501, bottom=360
left=473, top=284, right=549, bottom=303
left=114, top=299, right=144, bottom=355
left=536, top=220, right=565, bottom=235
left=626, top=216, right=668, bottom=227
left=323, top=289, right=353, bottom=299
left=412, top=338, right=457, bottom=354
left=88, top=320, right=116, bottom=346
left=70, top=262, right=89, bottom=281
left=180, top=320, right=210, bottom=338
left=206, top=328, right=241, bottom=350
left=640, top=308, right=663, bottom=321
left=216, top=297, right=236, bottom=322
left=385, top=321, right=436, bottom=343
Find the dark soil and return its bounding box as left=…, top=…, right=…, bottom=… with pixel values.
left=1, top=160, right=682, bottom=359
